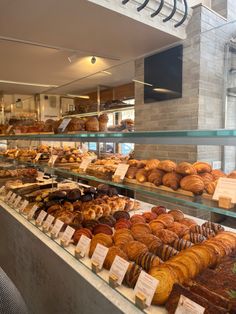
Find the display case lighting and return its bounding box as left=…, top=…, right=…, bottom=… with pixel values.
left=0, top=80, right=58, bottom=88
left=67, top=94, right=90, bottom=99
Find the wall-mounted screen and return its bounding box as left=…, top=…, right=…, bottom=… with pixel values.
left=144, top=45, right=183, bottom=103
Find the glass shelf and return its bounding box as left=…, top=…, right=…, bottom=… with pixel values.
left=6, top=157, right=235, bottom=219
left=0, top=128, right=236, bottom=144
left=63, top=106, right=134, bottom=118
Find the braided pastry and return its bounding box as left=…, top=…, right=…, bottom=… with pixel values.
left=190, top=225, right=215, bottom=238
left=154, top=244, right=179, bottom=261
left=201, top=221, right=224, bottom=233
left=183, top=232, right=206, bottom=244
left=171, top=238, right=193, bottom=251
left=135, top=251, right=162, bottom=272
left=124, top=262, right=142, bottom=288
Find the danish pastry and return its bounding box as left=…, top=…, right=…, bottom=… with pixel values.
left=103, top=246, right=128, bottom=270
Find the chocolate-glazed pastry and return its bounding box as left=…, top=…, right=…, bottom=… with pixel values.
left=83, top=187, right=96, bottom=195
left=82, top=219, right=99, bottom=231
left=113, top=211, right=130, bottom=221
left=190, top=225, right=215, bottom=238
left=124, top=262, right=142, bottom=288
left=97, top=184, right=110, bottom=194
left=98, top=215, right=116, bottom=227
left=93, top=223, right=113, bottom=236
left=49, top=190, right=67, bottom=200
left=67, top=189, right=81, bottom=202
left=202, top=221, right=224, bottom=233
left=154, top=244, right=179, bottom=261
left=171, top=238, right=193, bottom=251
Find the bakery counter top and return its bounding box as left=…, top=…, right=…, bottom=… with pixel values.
left=0, top=200, right=148, bottom=314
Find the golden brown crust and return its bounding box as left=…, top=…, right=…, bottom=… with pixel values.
left=176, top=162, right=197, bottom=175
left=162, top=172, right=182, bottom=191
left=157, top=160, right=177, bottom=172
left=211, top=169, right=226, bottom=180
left=144, top=159, right=160, bottom=171
left=193, top=161, right=212, bottom=173
left=135, top=168, right=148, bottom=183
left=168, top=209, right=184, bottom=222
left=147, top=169, right=165, bottom=186
left=180, top=174, right=205, bottom=195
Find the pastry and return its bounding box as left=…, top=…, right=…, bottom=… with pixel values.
left=144, top=159, right=160, bottom=171
left=82, top=219, right=99, bottom=230
left=113, top=211, right=130, bottom=221
left=157, top=160, right=177, bottom=172
left=73, top=228, right=93, bottom=244
left=123, top=241, right=148, bottom=261
left=193, top=161, right=212, bottom=173
left=85, top=117, right=99, bottom=132
left=199, top=172, right=214, bottom=187
left=149, top=220, right=165, bottom=234
left=131, top=223, right=151, bottom=236
left=98, top=114, right=108, bottom=132
left=228, top=171, right=236, bottom=179
left=171, top=238, right=193, bottom=251
left=147, top=169, right=165, bottom=186
left=176, top=162, right=197, bottom=175
left=135, top=251, right=162, bottom=272
left=180, top=175, right=205, bottom=195
left=124, top=262, right=142, bottom=288
left=201, top=221, right=224, bottom=233
left=168, top=209, right=184, bottom=222
left=167, top=222, right=189, bottom=237
left=135, top=168, right=148, bottom=183
left=135, top=233, right=162, bottom=251
left=183, top=232, right=206, bottom=244
left=206, top=180, right=217, bottom=195
left=113, top=229, right=134, bottom=248
left=151, top=205, right=167, bottom=216
left=162, top=172, right=182, bottom=191
left=190, top=225, right=215, bottom=238
left=98, top=216, right=116, bottom=227
left=179, top=217, right=197, bottom=228
left=130, top=214, right=146, bottom=224
left=155, top=213, right=174, bottom=227
left=114, top=219, right=131, bottom=230
left=149, top=267, right=176, bottom=305
left=125, top=166, right=138, bottom=179
left=89, top=233, right=113, bottom=257
left=142, top=212, right=157, bottom=223
left=156, top=229, right=179, bottom=244
left=93, top=224, right=113, bottom=236
left=83, top=209, right=96, bottom=220
left=103, top=246, right=128, bottom=270
left=211, top=169, right=226, bottom=180
left=67, top=118, right=85, bottom=131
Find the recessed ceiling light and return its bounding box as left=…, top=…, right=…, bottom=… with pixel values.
left=67, top=94, right=90, bottom=99
left=91, top=56, right=96, bottom=64
left=132, top=79, right=153, bottom=87
left=0, top=80, right=58, bottom=88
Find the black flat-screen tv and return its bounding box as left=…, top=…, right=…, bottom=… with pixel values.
left=144, top=45, right=183, bottom=103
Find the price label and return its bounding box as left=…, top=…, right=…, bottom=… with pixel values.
left=27, top=204, right=38, bottom=220
left=75, top=234, right=91, bottom=257
left=213, top=178, right=236, bottom=203
left=35, top=210, right=47, bottom=226
left=61, top=226, right=75, bottom=245
left=175, top=295, right=205, bottom=314
left=0, top=186, right=5, bottom=194
left=9, top=193, right=17, bottom=205
left=51, top=219, right=64, bottom=238
left=79, top=158, right=92, bottom=172
left=109, top=256, right=129, bottom=285
left=58, top=118, right=71, bottom=133
left=13, top=195, right=22, bottom=208
left=35, top=153, right=42, bottom=162
left=134, top=270, right=159, bottom=307
left=48, top=155, right=58, bottom=166
left=42, top=214, right=54, bottom=231
left=91, top=243, right=109, bottom=270
left=5, top=191, right=13, bottom=202
left=113, top=163, right=129, bottom=180
left=19, top=200, right=29, bottom=213
left=6, top=125, right=13, bottom=134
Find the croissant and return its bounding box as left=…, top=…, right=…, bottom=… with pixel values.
left=135, top=168, right=148, bottom=183
left=199, top=172, right=214, bottom=187
left=211, top=169, right=226, bottom=180
left=162, top=172, right=182, bottom=191
left=193, top=161, right=212, bottom=173
left=145, top=159, right=160, bottom=171
left=228, top=171, right=236, bottom=179
left=126, top=166, right=138, bottom=179
left=147, top=169, right=165, bottom=186
left=136, top=160, right=147, bottom=169
left=176, top=162, right=196, bottom=175
left=158, top=160, right=177, bottom=172
left=180, top=175, right=205, bottom=195
left=206, top=180, right=217, bottom=195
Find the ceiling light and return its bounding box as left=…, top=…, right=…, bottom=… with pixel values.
left=101, top=71, right=112, bottom=75
left=67, top=94, right=90, bottom=99
left=0, top=80, right=58, bottom=88
left=132, top=79, right=153, bottom=87
left=91, top=56, right=96, bottom=64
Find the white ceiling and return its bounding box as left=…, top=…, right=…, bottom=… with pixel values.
left=0, top=0, right=181, bottom=95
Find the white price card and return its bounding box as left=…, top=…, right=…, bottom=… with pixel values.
left=42, top=214, right=54, bottom=231
left=5, top=191, right=13, bottom=202
left=6, top=125, right=13, bottom=134
left=35, top=153, right=42, bottom=162
left=91, top=243, right=109, bottom=270
left=19, top=200, right=29, bottom=213
left=79, top=158, right=92, bottom=172
left=27, top=204, right=38, bottom=220
left=58, top=118, right=71, bottom=132
left=35, top=210, right=47, bottom=226
left=13, top=195, right=22, bottom=208
left=48, top=155, right=58, bottom=166
left=75, top=234, right=91, bottom=257
left=175, top=295, right=205, bottom=314
left=51, top=219, right=64, bottom=238
left=109, top=256, right=129, bottom=285
left=61, top=226, right=75, bottom=245
left=0, top=186, right=5, bottom=194
left=113, top=163, right=129, bottom=180
left=213, top=177, right=236, bottom=203
left=134, top=270, right=159, bottom=307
